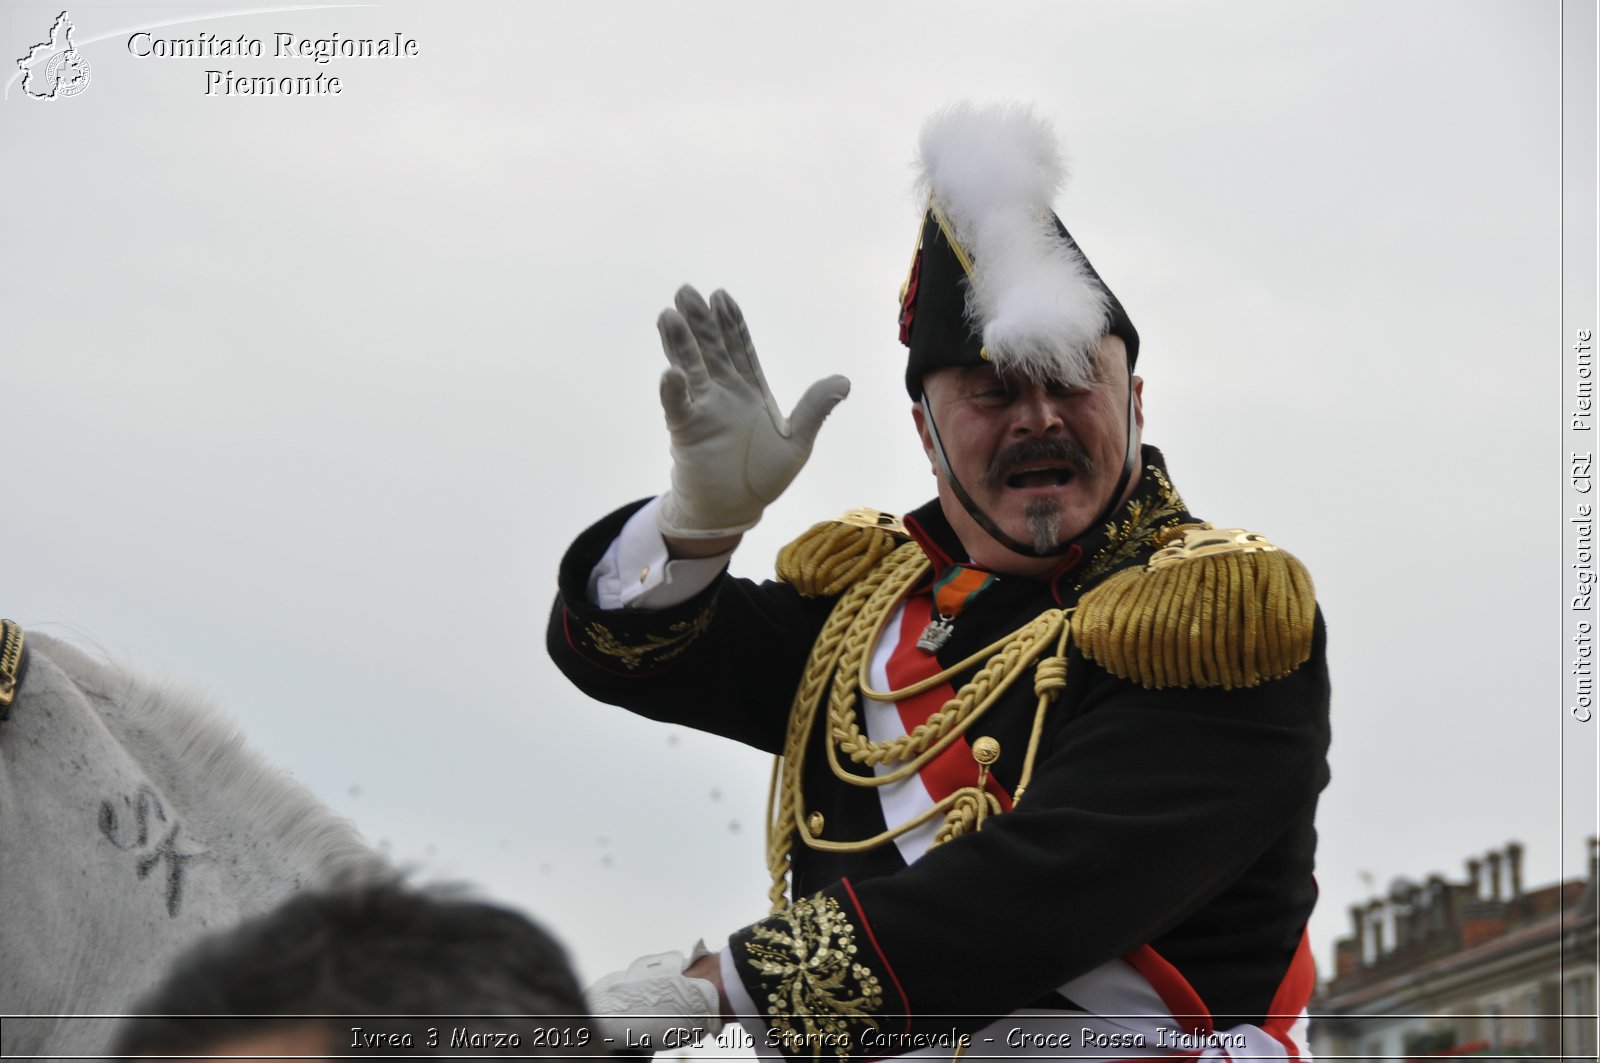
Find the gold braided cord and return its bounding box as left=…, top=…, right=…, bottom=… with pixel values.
left=1014, top=621, right=1072, bottom=803
left=764, top=752, right=782, bottom=869
left=856, top=620, right=1039, bottom=702
left=828, top=611, right=1063, bottom=785
left=766, top=544, right=927, bottom=912
left=795, top=784, right=993, bottom=853
left=933, top=789, right=1002, bottom=844
left=1075, top=548, right=1315, bottom=690
left=776, top=521, right=903, bottom=599
left=763, top=517, right=1318, bottom=914
left=765, top=541, right=1075, bottom=910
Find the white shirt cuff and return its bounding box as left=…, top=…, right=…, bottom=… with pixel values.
left=586, top=496, right=732, bottom=609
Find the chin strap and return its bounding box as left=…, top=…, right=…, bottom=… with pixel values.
left=1098, top=371, right=1141, bottom=537
left=918, top=366, right=1139, bottom=562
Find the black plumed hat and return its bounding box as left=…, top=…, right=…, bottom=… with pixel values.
left=897, top=103, right=1138, bottom=400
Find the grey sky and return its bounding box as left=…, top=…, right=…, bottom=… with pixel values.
left=2, top=0, right=1589, bottom=1013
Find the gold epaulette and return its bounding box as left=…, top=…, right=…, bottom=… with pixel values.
left=776, top=508, right=911, bottom=598
left=1074, top=525, right=1316, bottom=690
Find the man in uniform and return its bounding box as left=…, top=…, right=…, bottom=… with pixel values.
left=549, top=103, right=1330, bottom=1061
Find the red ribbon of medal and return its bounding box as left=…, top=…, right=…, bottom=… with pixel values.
left=888, top=590, right=1014, bottom=813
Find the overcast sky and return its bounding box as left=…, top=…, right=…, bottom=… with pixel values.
left=2, top=0, right=1593, bottom=1018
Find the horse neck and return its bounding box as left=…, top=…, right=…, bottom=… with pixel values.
left=34, top=634, right=382, bottom=896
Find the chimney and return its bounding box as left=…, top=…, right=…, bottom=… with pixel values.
left=1406, top=880, right=1423, bottom=944
left=1486, top=850, right=1504, bottom=903
left=1334, top=937, right=1361, bottom=980
left=1467, top=857, right=1483, bottom=899
left=1426, top=875, right=1451, bottom=935
left=1389, top=880, right=1413, bottom=949
left=1367, top=899, right=1386, bottom=959
left=1506, top=841, right=1524, bottom=901
left=1580, top=837, right=1599, bottom=919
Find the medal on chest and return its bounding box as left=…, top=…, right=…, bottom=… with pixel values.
left=916, top=615, right=955, bottom=653
left=916, top=565, right=995, bottom=654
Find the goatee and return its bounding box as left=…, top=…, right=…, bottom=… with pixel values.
left=1024, top=498, right=1062, bottom=553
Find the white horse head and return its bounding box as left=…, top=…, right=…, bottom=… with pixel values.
left=0, top=630, right=388, bottom=1060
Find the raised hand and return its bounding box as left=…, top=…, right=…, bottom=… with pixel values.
left=655, top=285, right=850, bottom=539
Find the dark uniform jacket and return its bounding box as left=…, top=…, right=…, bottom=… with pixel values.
left=548, top=447, right=1330, bottom=1061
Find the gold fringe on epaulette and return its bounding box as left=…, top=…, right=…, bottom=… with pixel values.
left=1074, top=538, right=1316, bottom=690
left=775, top=510, right=907, bottom=598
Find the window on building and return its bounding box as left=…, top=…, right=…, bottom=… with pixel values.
left=1566, top=975, right=1597, bottom=1057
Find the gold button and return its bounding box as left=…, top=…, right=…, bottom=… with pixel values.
left=639, top=565, right=651, bottom=583
left=971, top=737, right=1001, bottom=766
left=807, top=811, right=825, bottom=836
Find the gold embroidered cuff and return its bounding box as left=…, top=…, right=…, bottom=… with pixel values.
left=563, top=604, right=713, bottom=674
left=554, top=499, right=722, bottom=674
left=731, top=891, right=900, bottom=1060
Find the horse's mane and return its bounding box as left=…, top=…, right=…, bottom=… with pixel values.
left=31, top=632, right=386, bottom=886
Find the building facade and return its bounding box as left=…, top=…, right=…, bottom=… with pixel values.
left=1313, top=840, right=1598, bottom=1060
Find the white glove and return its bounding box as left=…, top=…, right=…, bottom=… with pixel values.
left=655, top=285, right=850, bottom=539
left=586, top=945, right=723, bottom=1054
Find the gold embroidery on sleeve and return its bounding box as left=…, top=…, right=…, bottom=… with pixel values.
left=745, top=894, right=885, bottom=1058
left=583, top=608, right=712, bottom=671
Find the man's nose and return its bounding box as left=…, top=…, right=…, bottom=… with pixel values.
left=1012, top=385, right=1066, bottom=435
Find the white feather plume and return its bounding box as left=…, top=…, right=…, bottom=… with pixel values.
left=915, top=102, right=1109, bottom=386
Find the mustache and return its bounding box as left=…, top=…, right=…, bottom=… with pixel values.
left=981, top=437, right=1098, bottom=487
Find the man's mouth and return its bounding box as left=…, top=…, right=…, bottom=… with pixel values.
left=983, top=439, right=1098, bottom=491
left=1004, top=464, right=1076, bottom=489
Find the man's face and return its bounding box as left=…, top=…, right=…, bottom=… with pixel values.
left=912, top=335, right=1143, bottom=576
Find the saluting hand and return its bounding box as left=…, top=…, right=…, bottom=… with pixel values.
left=655, top=285, right=850, bottom=541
